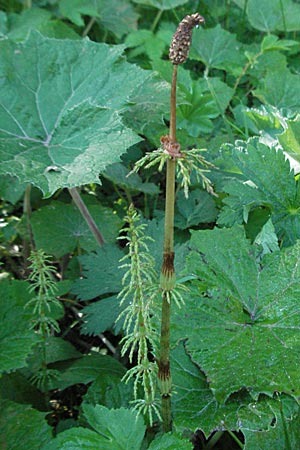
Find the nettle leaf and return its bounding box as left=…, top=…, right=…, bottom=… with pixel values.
left=72, top=244, right=125, bottom=300
left=60, top=0, right=139, bottom=38
left=0, top=400, right=52, bottom=450
left=254, top=68, right=300, bottom=113
left=218, top=138, right=300, bottom=246
left=31, top=201, right=122, bottom=258
left=172, top=226, right=300, bottom=403
left=0, top=280, right=39, bottom=374
left=175, top=189, right=218, bottom=230
left=0, top=32, right=147, bottom=195
left=54, top=353, right=125, bottom=390
left=190, top=25, right=246, bottom=74
left=81, top=295, right=121, bottom=335
left=247, top=0, right=300, bottom=32
left=125, top=30, right=166, bottom=61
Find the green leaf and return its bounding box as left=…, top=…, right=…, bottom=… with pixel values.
left=175, top=189, right=218, bottom=229
left=0, top=400, right=52, bottom=450
left=254, top=68, right=300, bottom=113
left=125, top=29, right=166, bottom=61
left=0, top=280, right=39, bottom=374
left=31, top=201, right=122, bottom=258
left=42, top=427, right=108, bottom=450
left=59, top=0, right=139, bottom=38
left=81, top=295, right=121, bottom=335
left=148, top=432, right=193, bottom=449
left=190, top=25, right=246, bottom=74
left=247, top=0, right=300, bottom=32
left=28, top=336, right=81, bottom=369
left=82, top=404, right=145, bottom=450
left=173, top=226, right=300, bottom=403
left=0, top=32, right=146, bottom=195
left=132, top=0, right=189, bottom=11
left=103, top=163, right=159, bottom=195
left=54, top=353, right=125, bottom=390
left=278, top=114, right=300, bottom=162
left=218, top=138, right=300, bottom=246
left=71, top=244, right=125, bottom=300
left=177, top=77, right=234, bottom=136
left=0, top=174, right=25, bottom=204
left=253, top=219, right=280, bottom=256
left=243, top=396, right=300, bottom=449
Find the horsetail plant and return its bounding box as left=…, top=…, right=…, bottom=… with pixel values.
left=117, top=205, right=161, bottom=425
left=26, top=250, right=61, bottom=393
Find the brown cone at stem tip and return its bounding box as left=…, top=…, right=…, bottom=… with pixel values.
left=169, top=13, right=205, bottom=65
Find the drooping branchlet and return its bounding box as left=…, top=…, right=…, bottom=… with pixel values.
left=169, top=13, right=205, bottom=65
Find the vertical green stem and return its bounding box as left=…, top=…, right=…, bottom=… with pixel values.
left=158, top=65, right=178, bottom=433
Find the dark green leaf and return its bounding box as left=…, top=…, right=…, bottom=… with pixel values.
left=31, top=201, right=122, bottom=258
left=175, top=189, right=217, bottom=229
left=72, top=244, right=125, bottom=300
left=172, top=227, right=300, bottom=403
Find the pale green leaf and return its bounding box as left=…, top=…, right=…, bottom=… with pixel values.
left=31, top=201, right=122, bottom=258
left=218, top=138, right=300, bottom=246
left=254, top=68, right=300, bottom=113
left=0, top=400, right=52, bottom=450
left=0, top=32, right=146, bottom=195
left=190, top=25, right=246, bottom=74
left=71, top=244, right=125, bottom=300
left=172, top=227, right=300, bottom=403
left=247, top=0, right=300, bottom=32
left=278, top=114, right=300, bottom=162
left=0, top=280, right=39, bottom=374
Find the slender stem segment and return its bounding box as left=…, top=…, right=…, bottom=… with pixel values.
left=158, top=65, right=178, bottom=433
left=68, top=187, right=105, bottom=246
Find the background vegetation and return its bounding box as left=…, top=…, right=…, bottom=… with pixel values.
left=1, top=0, right=300, bottom=449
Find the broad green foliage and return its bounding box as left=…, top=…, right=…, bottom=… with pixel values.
left=218, top=138, right=300, bottom=246
left=43, top=405, right=146, bottom=450
left=31, top=200, right=122, bottom=257
left=172, top=226, right=300, bottom=403
left=0, top=280, right=39, bottom=373
left=2, top=0, right=300, bottom=448
left=0, top=32, right=145, bottom=195
left=0, top=400, right=53, bottom=450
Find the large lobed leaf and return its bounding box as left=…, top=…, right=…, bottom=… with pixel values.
left=218, top=137, right=300, bottom=246
left=0, top=32, right=147, bottom=195
left=172, top=226, right=300, bottom=403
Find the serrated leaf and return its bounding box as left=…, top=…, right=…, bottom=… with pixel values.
left=28, top=336, right=81, bottom=370
left=0, top=280, right=39, bottom=374
left=247, top=0, right=300, bottom=32
left=175, top=189, right=217, bottom=229
left=72, top=244, right=125, bottom=300
left=218, top=138, right=300, bottom=246
left=82, top=404, right=145, bottom=450
left=42, top=427, right=108, bottom=450
left=172, top=226, right=300, bottom=403
left=254, top=68, right=300, bottom=113
left=0, top=32, right=146, bottom=195
left=148, top=432, right=193, bottom=449
left=54, top=353, right=125, bottom=390
left=0, top=400, right=52, bottom=450
left=81, top=295, right=121, bottom=335
left=31, top=201, right=122, bottom=258
left=190, top=25, right=245, bottom=74
left=278, top=114, right=300, bottom=162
